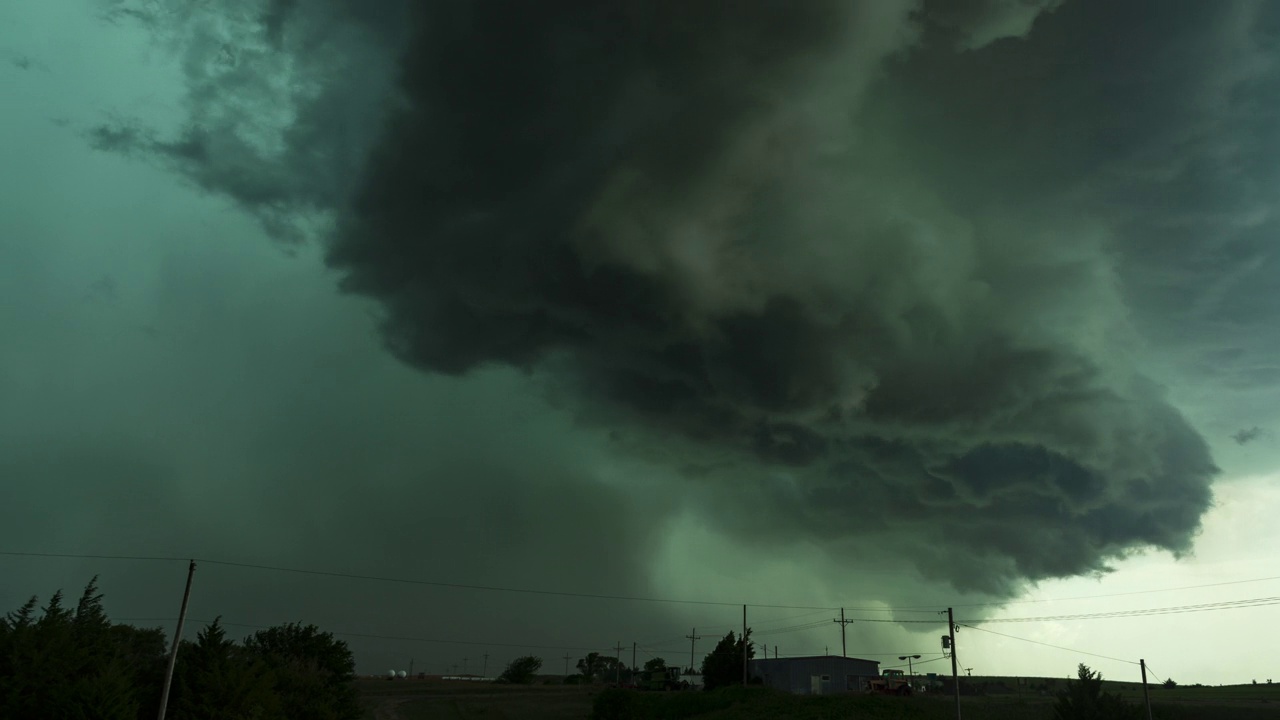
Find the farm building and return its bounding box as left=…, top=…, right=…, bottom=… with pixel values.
left=748, top=655, right=881, bottom=695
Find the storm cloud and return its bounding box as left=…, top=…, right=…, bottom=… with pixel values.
left=88, top=0, right=1251, bottom=599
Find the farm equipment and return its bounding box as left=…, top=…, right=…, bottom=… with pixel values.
left=868, top=669, right=913, bottom=696
left=640, top=666, right=684, bottom=691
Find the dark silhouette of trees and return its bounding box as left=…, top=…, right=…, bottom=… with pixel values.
left=1053, top=664, right=1141, bottom=720
left=0, top=578, right=151, bottom=719
left=499, top=655, right=543, bottom=684
left=577, top=652, right=624, bottom=683
left=242, top=622, right=360, bottom=720
left=0, top=579, right=360, bottom=720
left=700, top=629, right=753, bottom=691
left=172, top=618, right=283, bottom=719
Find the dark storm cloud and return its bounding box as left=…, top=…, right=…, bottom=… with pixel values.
left=1232, top=426, right=1263, bottom=445
left=876, top=0, right=1280, bottom=418
left=96, top=0, right=1243, bottom=597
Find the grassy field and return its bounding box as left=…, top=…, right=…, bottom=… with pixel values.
left=357, top=676, right=1280, bottom=720
left=358, top=677, right=597, bottom=720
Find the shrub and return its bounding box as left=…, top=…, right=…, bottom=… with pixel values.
left=499, top=655, right=543, bottom=684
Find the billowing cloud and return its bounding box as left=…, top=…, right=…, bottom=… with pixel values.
left=90, top=0, right=1240, bottom=600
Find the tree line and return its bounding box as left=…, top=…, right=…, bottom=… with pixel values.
left=0, top=577, right=361, bottom=720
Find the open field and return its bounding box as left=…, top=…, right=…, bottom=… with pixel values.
left=358, top=677, right=597, bottom=720
left=358, top=676, right=1280, bottom=719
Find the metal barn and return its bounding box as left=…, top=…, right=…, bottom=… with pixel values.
left=749, top=656, right=881, bottom=695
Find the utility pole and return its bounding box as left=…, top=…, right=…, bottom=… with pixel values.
left=947, top=608, right=961, bottom=720
left=833, top=608, right=853, bottom=657
left=483, top=653, right=489, bottom=678
left=686, top=628, right=702, bottom=673
left=463, top=657, right=468, bottom=676
left=563, top=654, right=572, bottom=676
left=774, top=645, right=778, bottom=660
left=156, top=560, right=195, bottom=720
left=614, top=642, right=624, bottom=686
left=1140, top=659, right=1153, bottom=720
left=409, top=659, right=414, bottom=678
left=632, top=642, right=636, bottom=672
left=742, top=605, right=748, bottom=686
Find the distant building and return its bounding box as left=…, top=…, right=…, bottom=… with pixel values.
left=748, top=656, right=880, bottom=695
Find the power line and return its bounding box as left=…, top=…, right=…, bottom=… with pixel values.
left=10, top=550, right=1280, bottom=622
left=958, top=623, right=1137, bottom=666
left=959, top=595, right=1280, bottom=624
left=0, top=550, right=188, bottom=563
left=895, top=574, right=1280, bottom=611
left=881, top=655, right=950, bottom=671
left=0, top=550, right=837, bottom=610
left=117, top=617, right=616, bottom=653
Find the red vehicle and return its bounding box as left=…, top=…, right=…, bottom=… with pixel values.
left=868, top=669, right=912, bottom=696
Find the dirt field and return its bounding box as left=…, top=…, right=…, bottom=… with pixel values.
left=357, top=676, right=1280, bottom=720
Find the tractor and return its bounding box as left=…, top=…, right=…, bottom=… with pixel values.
left=868, top=669, right=913, bottom=696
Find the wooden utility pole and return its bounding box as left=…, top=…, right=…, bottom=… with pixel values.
left=613, top=642, right=624, bottom=685
left=948, top=608, right=961, bottom=720
left=833, top=608, right=853, bottom=657
left=686, top=628, right=702, bottom=672
left=156, top=560, right=195, bottom=720
left=409, top=658, right=414, bottom=677
left=1140, top=659, right=1153, bottom=720
left=742, top=605, right=748, bottom=686
left=563, top=654, right=572, bottom=676
left=632, top=642, right=636, bottom=672
left=482, top=653, right=488, bottom=678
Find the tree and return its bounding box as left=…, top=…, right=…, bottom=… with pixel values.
left=700, top=630, right=754, bottom=691
left=243, top=622, right=360, bottom=720
left=172, top=618, right=283, bottom=720
left=1052, top=664, right=1141, bottom=720
left=0, top=580, right=143, bottom=720
left=643, top=657, right=666, bottom=673
left=499, top=655, right=543, bottom=684
left=577, top=652, right=623, bottom=683
left=1162, top=678, right=1176, bottom=689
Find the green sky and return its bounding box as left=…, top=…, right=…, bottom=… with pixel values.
left=2, top=0, right=1278, bottom=684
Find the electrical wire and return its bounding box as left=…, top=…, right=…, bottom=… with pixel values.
left=880, top=655, right=950, bottom=671
left=117, top=616, right=618, bottom=653
left=958, top=595, right=1280, bottom=624
left=10, top=550, right=1280, bottom=625
left=958, top=623, right=1137, bottom=666
left=902, top=573, right=1280, bottom=610
left=0, top=550, right=843, bottom=610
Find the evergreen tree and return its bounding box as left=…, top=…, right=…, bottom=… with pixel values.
left=700, top=630, right=754, bottom=691
left=0, top=581, right=141, bottom=720
left=172, top=618, right=283, bottom=720
left=1053, top=664, right=1141, bottom=720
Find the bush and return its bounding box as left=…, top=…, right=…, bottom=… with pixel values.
left=499, top=655, right=543, bottom=684
left=241, top=622, right=361, bottom=720
left=1053, top=664, right=1141, bottom=720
